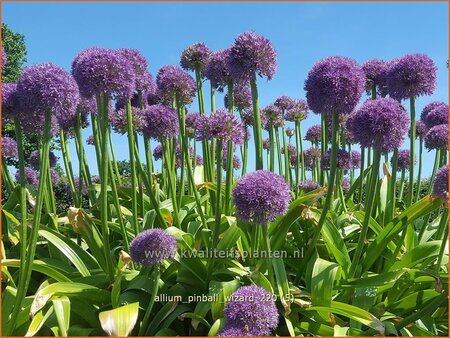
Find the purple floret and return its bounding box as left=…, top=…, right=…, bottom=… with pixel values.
left=424, top=124, right=448, bottom=150
left=394, top=149, right=416, bottom=171
left=362, top=59, right=388, bottom=94
left=153, top=143, right=163, bottom=161
left=433, top=165, right=449, bottom=203
left=284, top=99, right=308, bottom=122
left=233, top=170, right=290, bottom=225
left=299, top=180, right=321, bottom=193
left=110, top=106, right=144, bottom=135
left=15, top=166, right=38, bottom=185
left=274, top=96, right=294, bottom=111
left=262, top=104, right=283, bottom=130
left=156, top=65, right=196, bottom=104
left=141, top=104, right=179, bottom=141
left=2, top=83, right=18, bottom=123
left=204, top=49, right=232, bottom=92
left=421, top=102, right=448, bottom=129
left=224, top=84, right=252, bottom=111
left=129, top=228, right=177, bottom=267
left=196, top=109, right=244, bottom=144
left=180, top=42, right=212, bottom=72
left=29, top=150, right=58, bottom=169
left=2, top=137, right=18, bottom=158
left=342, top=177, right=350, bottom=193
left=241, top=107, right=268, bottom=128
left=305, top=124, right=322, bottom=143
left=321, top=149, right=352, bottom=170
left=415, top=120, right=428, bottom=139
left=350, top=150, right=361, bottom=169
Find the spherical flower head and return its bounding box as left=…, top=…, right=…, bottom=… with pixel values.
left=421, top=103, right=448, bottom=129
left=86, top=135, right=95, bottom=145
left=342, top=177, right=350, bottom=193
left=207, top=109, right=245, bottom=144
left=433, top=165, right=449, bottom=203
left=284, top=99, right=308, bottom=122
left=223, top=285, right=279, bottom=335
left=233, top=170, right=290, bottom=225
left=228, top=32, right=277, bottom=82
left=72, top=48, right=135, bottom=99
left=29, top=150, right=58, bottom=170
left=156, top=65, right=196, bottom=104
left=153, top=143, right=163, bottom=161
left=2, top=137, right=18, bottom=158
left=274, top=96, right=294, bottom=111
left=204, top=49, right=232, bottom=91
left=129, top=228, right=177, bottom=267
left=119, top=48, right=151, bottom=92
left=346, top=98, right=409, bottom=153
left=110, top=107, right=144, bottom=135
left=424, top=124, right=448, bottom=150
left=362, top=59, right=388, bottom=93
left=303, top=147, right=321, bottom=170
left=185, top=112, right=200, bottom=138
left=285, top=127, right=295, bottom=137
left=263, top=138, right=270, bottom=150
left=394, top=149, right=416, bottom=171
left=281, top=144, right=297, bottom=157
left=415, top=120, right=428, bottom=139
left=299, top=180, right=321, bottom=193
left=16, top=166, right=38, bottom=185
left=223, top=154, right=242, bottom=170
left=2, top=46, right=7, bottom=67
left=196, top=155, right=203, bottom=166
left=305, top=56, right=365, bottom=115
left=50, top=168, right=60, bottom=185
left=262, top=104, right=283, bottom=130
left=141, top=104, right=179, bottom=141
left=224, top=84, right=252, bottom=111
left=350, top=150, right=361, bottom=169
left=2, top=83, right=18, bottom=123
left=217, top=325, right=257, bottom=337
left=305, top=124, right=322, bottom=143
left=321, top=149, right=351, bottom=170
left=241, top=107, right=268, bottom=128
left=420, top=101, right=447, bottom=123
left=16, top=63, right=80, bottom=135
left=180, top=42, right=212, bottom=72
left=386, top=54, right=437, bottom=100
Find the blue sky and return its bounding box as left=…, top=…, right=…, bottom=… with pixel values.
left=2, top=1, right=448, bottom=177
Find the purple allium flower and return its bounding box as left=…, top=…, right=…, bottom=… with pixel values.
left=228, top=32, right=277, bottom=82
left=2, top=137, right=18, bottom=158
left=71, top=176, right=88, bottom=194
left=362, top=59, right=388, bottom=93
left=433, top=165, right=449, bottom=203
left=156, top=65, right=196, bottom=104
left=424, top=124, right=448, bottom=150
left=394, top=149, right=416, bottom=171
left=153, top=143, right=163, bottom=161
left=262, top=138, right=270, bottom=150
left=420, top=102, right=447, bottom=123
left=303, top=147, right=321, bottom=170
left=285, top=127, right=295, bottom=138
left=180, top=42, right=212, bottom=72
left=224, top=84, right=252, bottom=111
left=284, top=99, right=308, bottom=122
left=110, top=107, right=144, bottom=135
left=305, top=124, right=322, bottom=143
left=386, top=54, right=437, bottom=100
left=223, top=154, right=242, bottom=170
left=15, top=167, right=38, bottom=185
left=185, top=112, right=200, bottom=138
left=223, top=285, right=279, bottom=335
left=173, top=143, right=194, bottom=169
left=29, top=150, right=58, bottom=169
left=342, top=177, right=350, bottom=193
left=233, top=170, right=290, bottom=225
left=72, top=48, right=135, bottom=99
left=204, top=49, right=232, bottom=91
left=130, top=228, right=177, bottom=267
left=147, top=87, right=166, bottom=106
left=217, top=326, right=256, bottom=337
left=241, top=107, right=268, bottom=128
left=274, top=96, right=294, bottom=111
left=421, top=102, right=448, bottom=129
left=197, top=109, right=245, bottom=144
left=141, top=104, right=179, bottom=141
left=244, top=128, right=252, bottom=141
left=119, top=48, right=152, bottom=92
left=86, top=135, right=95, bottom=145
left=304, top=56, right=365, bottom=115
left=50, top=168, right=60, bottom=185
left=350, top=150, right=361, bottom=169
left=2, top=46, right=7, bottom=67
left=321, top=149, right=351, bottom=170
left=262, top=104, right=283, bottom=130
left=415, top=120, right=429, bottom=139
left=299, top=180, right=320, bottom=193
left=346, top=98, right=409, bottom=153
left=16, top=63, right=80, bottom=134
left=196, top=155, right=203, bottom=166
left=281, top=144, right=297, bottom=157
left=91, top=175, right=101, bottom=184
left=2, top=83, right=18, bottom=123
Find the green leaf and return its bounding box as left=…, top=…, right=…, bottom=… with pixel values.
left=25, top=306, right=54, bottom=337
left=217, top=223, right=242, bottom=251
left=321, top=216, right=351, bottom=276
left=272, top=257, right=292, bottom=314
left=208, top=318, right=225, bottom=336
left=99, top=302, right=139, bottom=337
left=52, top=297, right=70, bottom=337
left=311, top=258, right=339, bottom=307
left=389, top=241, right=441, bottom=270
left=2, top=259, right=72, bottom=282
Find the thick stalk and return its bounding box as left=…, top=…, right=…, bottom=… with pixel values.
left=139, top=266, right=160, bottom=336
left=435, top=208, right=449, bottom=271
left=398, top=169, right=406, bottom=201
left=108, top=127, right=122, bottom=186
left=274, top=127, right=283, bottom=177
left=269, top=125, right=275, bottom=172
left=250, top=73, right=263, bottom=170
left=162, top=139, right=181, bottom=227
left=298, top=122, right=306, bottom=181
left=358, top=147, right=366, bottom=204
left=387, top=149, right=398, bottom=223
left=407, top=96, right=416, bottom=206
left=294, top=121, right=301, bottom=196
left=126, top=100, right=139, bottom=234
left=224, top=81, right=234, bottom=214
left=2, top=157, right=15, bottom=193
left=281, top=124, right=290, bottom=183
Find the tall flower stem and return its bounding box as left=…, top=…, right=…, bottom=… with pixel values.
left=262, top=223, right=275, bottom=286
left=269, top=125, right=275, bottom=172
left=162, top=139, right=181, bottom=227
left=358, top=147, right=365, bottom=204
left=274, top=128, right=283, bottom=177
left=224, top=81, right=235, bottom=215
left=281, top=125, right=290, bottom=183
left=398, top=169, right=406, bottom=201
left=298, top=121, right=306, bottom=181
left=126, top=100, right=139, bottom=234
left=139, top=266, right=160, bottom=336
left=143, top=136, right=154, bottom=186
left=407, top=96, right=416, bottom=206
left=349, top=148, right=381, bottom=278
left=250, top=73, right=263, bottom=170
left=295, top=113, right=340, bottom=282
left=1, top=157, right=15, bottom=193
left=387, top=149, right=398, bottom=223
left=91, top=114, right=103, bottom=173
left=320, top=113, right=327, bottom=185
left=59, top=131, right=78, bottom=205
left=435, top=208, right=449, bottom=271
left=294, top=121, right=301, bottom=196
left=8, top=111, right=52, bottom=335
left=108, top=128, right=122, bottom=186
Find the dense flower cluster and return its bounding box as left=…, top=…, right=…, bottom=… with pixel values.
left=195, top=109, right=244, bottom=144
left=120, top=48, right=153, bottom=92
left=29, top=150, right=58, bottom=169
left=141, top=104, right=179, bottom=141
left=303, top=147, right=321, bottom=170
left=130, top=229, right=177, bottom=267
left=204, top=49, right=232, bottom=91
left=305, top=124, right=322, bottom=143
left=362, top=59, right=388, bottom=93
left=433, top=165, right=449, bottom=203
left=156, top=65, right=196, bottom=104
left=241, top=107, right=268, bottom=128
left=274, top=96, right=294, bottom=111
left=420, top=102, right=448, bottom=129
left=110, top=107, right=144, bottom=134
left=224, top=84, right=252, bottom=111
left=15, top=167, right=38, bottom=185
left=284, top=99, right=308, bottom=122
left=424, top=124, right=448, bottom=150
left=299, top=179, right=321, bottom=193
left=2, top=83, right=17, bottom=123
left=394, top=149, right=416, bottom=171
left=262, top=104, right=283, bottom=129
left=320, top=149, right=351, bottom=170
left=2, top=137, right=18, bottom=158
left=415, top=120, right=428, bottom=139
left=350, top=150, right=361, bottom=169
left=180, top=42, right=212, bottom=72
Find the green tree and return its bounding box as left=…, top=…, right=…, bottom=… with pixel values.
left=2, top=23, right=27, bottom=83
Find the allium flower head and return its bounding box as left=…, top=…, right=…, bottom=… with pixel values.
left=284, top=99, right=308, bottom=122
left=180, top=42, right=212, bottom=72
left=281, top=144, right=297, bottom=157
left=424, top=124, right=448, bottom=150
left=50, top=168, right=60, bottom=185
left=2, top=83, right=18, bottom=123
left=228, top=32, right=277, bottom=82
left=153, top=144, right=163, bottom=161
left=262, top=104, right=283, bottom=130
left=156, top=65, right=196, bottom=104
left=421, top=102, right=447, bottom=122
left=386, top=54, right=437, bottom=100
left=223, top=285, right=279, bottom=335
left=362, top=59, right=388, bottom=93
left=274, top=96, right=294, bottom=111
left=224, top=84, right=252, bottom=111
left=141, top=104, right=179, bottom=140
left=285, top=127, right=295, bottom=137
left=346, top=98, right=409, bottom=153
left=217, top=326, right=256, bottom=337
left=29, top=150, right=58, bottom=169
left=71, top=176, right=88, bottom=195
left=110, top=107, right=144, bottom=134
left=415, top=120, right=428, bottom=139
left=303, top=147, right=321, bottom=170
left=130, top=228, right=177, bottom=267
left=196, top=155, right=203, bottom=166
left=16, top=63, right=80, bottom=134
left=342, top=177, right=350, bottom=193
left=263, top=138, right=270, bottom=150
left=197, top=109, right=245, bottom=144
left=321, top=149, right=351, bottom=170
left=2, top=46, right=6, bottom=67
left=299, top=180, right=320, bottom=193
left=2, top=137, right=18, bottom=158
left=350, top=150, right=361, bottom=169
left=305, top=124, right=322, bottom=143
left=305, top=56, right=365, bottom=115
left=119, top=48, right=152, bottom=92
left=204, top=49, right=232, bottom=91
left=233, top=170, right=290, bottom=225
left=421, top=102, right=448, bottom=129
left=16, top=167, right=38, bottom=185
left=394, top=149, right=416, bottom=171
left=223, top=154, right=242, bottom=170
left=241, top=107, right=268, bottom=128
left=185, top=112, right=200, bottom=138
left=72, top=48, right=135, bottom=99
left=86, top=135, right=95, bottom=145
left=433, top=165, right=449, bottom=203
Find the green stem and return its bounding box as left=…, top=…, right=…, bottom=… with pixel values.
left=406, top=96, right=416, bottom=206
left=294, top=121, right=301, bottom=196
left=250, top=73, right=263, bottom=170
left=126, top=100, right=139, bottom=234
left=2, top=157, right=15, bottom=193
left=387, top=149, right=398, bottom=223
left=139, top=266, right=160, bottom=335
left=281, top=124, right=290, bottom=183
left=359, top=147, right=365, bottom=204
left=109, top=127, right=122, bottom=186
left=162, top=139, right=181, bottom=227
left=435, top=208, right=449, bottom=270
left=398, top=169, right=406, bottom=202
left=269, top=125, right=275, bottom=172
left=224, top=81, right=234, bottom=215
left=298, top=122, right=306, bottom=181
left=274, top=127, right=283, bottom=177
